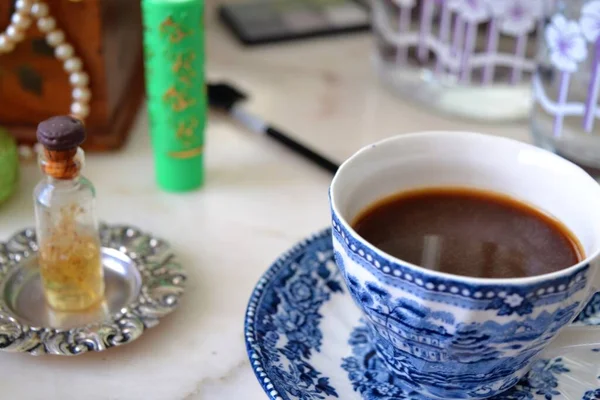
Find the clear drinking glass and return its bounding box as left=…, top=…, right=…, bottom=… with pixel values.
left=373, top=0, right=551, bottom=121
left=531, top=0, right=600, bottom=174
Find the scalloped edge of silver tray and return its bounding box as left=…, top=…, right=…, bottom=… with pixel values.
left=0, top=223, right=186, bottom=356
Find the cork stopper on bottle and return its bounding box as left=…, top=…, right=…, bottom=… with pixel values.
left=37, top=116, right=85, bottom=151
left=37, top=116, right=86, bottom=179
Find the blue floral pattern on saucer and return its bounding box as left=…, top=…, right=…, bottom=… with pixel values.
left=245, top=230, right=600, bottom=400
left=583, top=389, right=600, bottom=400
left=245, top=230, right=343, bottom=399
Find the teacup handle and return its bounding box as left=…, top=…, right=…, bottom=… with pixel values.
left=544, top=290, right=600, bottom=358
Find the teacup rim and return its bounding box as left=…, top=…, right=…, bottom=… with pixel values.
left=330, top=130, right=600, bottom=286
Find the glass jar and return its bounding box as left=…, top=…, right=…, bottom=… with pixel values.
left=531, top=0, right=600, bottom=174
left=373, top=0, right=549, bottom=121
left=33, top=147, right=104, bottom=311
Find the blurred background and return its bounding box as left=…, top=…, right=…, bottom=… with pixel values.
left=1, top=0, right=599, bottom=399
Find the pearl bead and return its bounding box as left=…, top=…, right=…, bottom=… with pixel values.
left=14, top=0, right=33, bottom=12
left=6, top=26, right=24, bottom=42
left=64, top=57, right=83, bottom=73
left=1, top=0, right=92, bottom=123
left=31, top=3, right=50, bottom=18
left=46, top=30, right=65, bottom=46
left=70, top=72, right=89, bottom=87
left=71, top=102, right=90, bottom=118
left=0, top=34, right=15, bottom=53
left=33, top=143, right=43, bottom=155
left=55, top=43, right=74, bottom=60
left=11, top=13, right=32, bottom=30
left=18, top=145, right=33, bottom=160
left=73, top=87, right=91, bottom=102
left=37, top=17, right=56, bottom=33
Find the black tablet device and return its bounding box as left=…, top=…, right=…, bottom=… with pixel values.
left=218, top=0, right=370, bottom=46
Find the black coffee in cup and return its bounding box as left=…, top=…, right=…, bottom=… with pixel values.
left=353, top=187, right=583, bottom=279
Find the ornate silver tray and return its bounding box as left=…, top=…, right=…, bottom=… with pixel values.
left=0, top=224, right=186, bottom=356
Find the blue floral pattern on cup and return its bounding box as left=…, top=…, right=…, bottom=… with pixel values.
left=331, top=211, right=593, bottom=399
left=342, top=323, right=577, bottom=400
left=340, top=270, right=579, bottom=399
left=332, top=215, right=589, bottom=316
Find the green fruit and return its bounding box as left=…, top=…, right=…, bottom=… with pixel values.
left=0, top=127, right=19, bottom=205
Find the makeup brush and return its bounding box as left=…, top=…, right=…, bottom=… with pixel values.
left=208, top=82, right=340, bottom=174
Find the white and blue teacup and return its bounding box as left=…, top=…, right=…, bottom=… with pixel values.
left=330, top=132, right=600, bottom=399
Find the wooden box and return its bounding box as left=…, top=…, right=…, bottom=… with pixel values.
left=0, top=0, right=144, bottom=151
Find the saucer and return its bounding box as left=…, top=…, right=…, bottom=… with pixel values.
left=245, top=229, right=600, bottom=400
left=0, top=224, right=186, bottom=356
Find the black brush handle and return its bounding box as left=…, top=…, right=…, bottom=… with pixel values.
left=266, top=127, right=339, bottom=174
left=208, top=82, right=340, bottom=175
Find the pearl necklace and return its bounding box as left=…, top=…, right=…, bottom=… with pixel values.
left=0, top=0, right=91, bottom=122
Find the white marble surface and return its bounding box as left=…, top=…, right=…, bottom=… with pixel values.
left=0, top=4, right=531, bottom=400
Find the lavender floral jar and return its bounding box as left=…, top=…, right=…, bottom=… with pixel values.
left=532, top=0, right=600, bottom=173
left=373, top=0, right=551, bottom=121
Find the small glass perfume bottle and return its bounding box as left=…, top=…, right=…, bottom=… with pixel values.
left=33, top=116, right=104, bottom=312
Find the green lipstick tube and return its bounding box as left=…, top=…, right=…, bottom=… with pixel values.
left=142, top=0, right=206, bottom=192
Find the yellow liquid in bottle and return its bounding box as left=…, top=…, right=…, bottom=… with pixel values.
left=39, top=234, right=105, bottom=312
